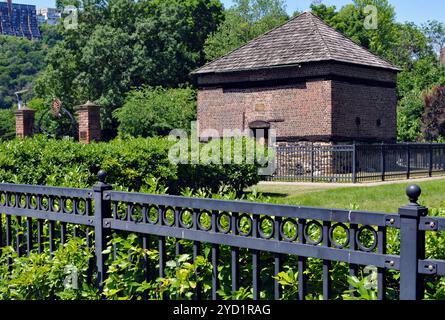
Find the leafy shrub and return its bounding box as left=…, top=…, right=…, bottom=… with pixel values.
left=0, top=238, right=97, bottom=300
left=103, top=234, right=213, bottom=300
left=160, top=253, right=213, bottom=300
left=1, top=203, right=445, bottom=300
left=114, top=86, right=197, bottom=138
left=0, top=135, right=264, bottom=194
left=102, top=234, right=155, bottom=300
left=342, top=276, right=378, bottom=300
left=171, top=137, right=270, bottom=194
left=0, top=135, right=176, bottom=190
left=397, top=89, right=424, bottom=142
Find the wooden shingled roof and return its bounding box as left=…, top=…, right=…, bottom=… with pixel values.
left=193, top=12, right=399, bottom=75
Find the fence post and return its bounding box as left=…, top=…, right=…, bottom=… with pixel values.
left=398, top=185, right=427, bottom=300
left=93, top=169, right=112, bottom=294
left=311, top=143, right=315, bottom=183
left=380, top=142, right=386, bottom=182
left=406, top=143, right=411, bottom=180
left=429, top=143, right=433, bottom=177
left=352, top=143, right=357, bottom=183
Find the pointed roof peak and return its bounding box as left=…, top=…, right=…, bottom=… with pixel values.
left=194, top=11, right=399, bottom=75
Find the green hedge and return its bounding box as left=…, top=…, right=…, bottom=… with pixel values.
left=0, top=135, right=264, bottom=194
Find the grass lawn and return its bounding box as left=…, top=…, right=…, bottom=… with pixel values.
left=249, top=178, right=445, bottom=213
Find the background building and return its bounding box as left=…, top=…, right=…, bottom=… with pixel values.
left=0, top=0, right=40, bottom=39
left=37, top=7, right=61, bottom=26
left=193, top=12, right=400, bottom=144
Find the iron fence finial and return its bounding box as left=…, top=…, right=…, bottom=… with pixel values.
left=406, top=184, right=421, bottom=205
left=97, top=170, right=107, bottom=184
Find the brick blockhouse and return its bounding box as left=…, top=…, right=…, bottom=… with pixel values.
left=193, top=12, right=400, bottom=145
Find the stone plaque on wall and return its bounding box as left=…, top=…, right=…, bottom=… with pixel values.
left=255, top=103, right=267, bottom=111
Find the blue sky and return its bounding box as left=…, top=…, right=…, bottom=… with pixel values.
left=17, top=0, right=445, bottom=25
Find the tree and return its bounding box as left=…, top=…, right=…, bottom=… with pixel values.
left=310, top=3, right=337, bottom=25
left=114, top=86, right=197, bottom=138
left=0, top=108, right=15, bottom=140
left=397, top=89, right=424, bottom=142
left=421, top=86, right=445, bottom=141
left=311, top=0, right=399, bottom=63
left=423, top=20, right=445, bottom=53
left=393, top=23, right=435, bottom=69
left=0, top=25, right=60, bottom=109
left=35, top=0, right=223, bottom=137
left=204, top=0, right=289, bottom=61
left=134, top=0, right=224, bottom=87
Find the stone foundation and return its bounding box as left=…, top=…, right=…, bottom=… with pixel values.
left=273, top=141, right=353, bottom=177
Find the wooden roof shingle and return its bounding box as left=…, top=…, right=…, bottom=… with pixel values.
left=193, top=12, right=399, bottom=75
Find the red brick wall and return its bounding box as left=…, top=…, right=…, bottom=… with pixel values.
left=197, top=64, right=398, bottom=142
left=198, top=80, right=333, bottom=139
left=331, top=81, right=397, bottom=142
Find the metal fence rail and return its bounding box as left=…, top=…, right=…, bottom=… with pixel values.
left=356, top=143, right=445, bottom=182
left=0, top=171, right=444, bottom=300
left=270, top=143, right=445, bottom=183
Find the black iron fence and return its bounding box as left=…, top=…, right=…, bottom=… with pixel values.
left=270, top=143, right=445, bottom=183
left=0, top=171, right=444, bottom=300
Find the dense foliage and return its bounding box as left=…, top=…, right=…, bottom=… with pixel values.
left=0, top=109, right=15, bottom=140
left=0, top=237, right=97, bottom=300
left=0, top=135, right=263, bottom=194
left=0, top=25, right=60, bottom=110
left=0, top=0, right=444, bottom=300
left=204, top=0, right=290, bottom=61
left=34, top=0, right=223, bottom=137
left=0, top=0, right=443, bottom=142
left=114, top=86, right=197, bottom=137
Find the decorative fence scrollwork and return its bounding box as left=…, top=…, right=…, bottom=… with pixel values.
left=0, top=172, right=445, bottom=300
left=36, top=99, right=78, bottom=139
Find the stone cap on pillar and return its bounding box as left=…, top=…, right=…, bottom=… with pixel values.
left=75, top=100, right=101, bottom=112
left=14, top=106, right=36, bottom=114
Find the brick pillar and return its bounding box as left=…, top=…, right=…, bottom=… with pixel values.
left=77, top=101, right=101, bottom=144
left=15, top=107, right=36, bottom=138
